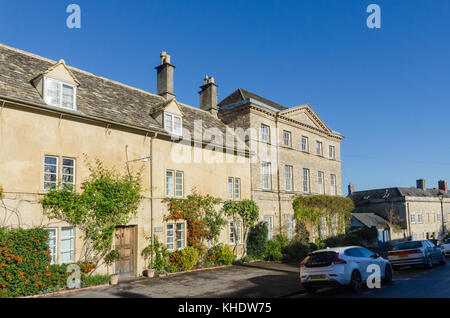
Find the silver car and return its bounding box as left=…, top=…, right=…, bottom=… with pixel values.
left=388, top=240, right=446, bottom=269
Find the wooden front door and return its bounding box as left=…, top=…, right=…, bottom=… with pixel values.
left=114, top=226, right=136, bottom=277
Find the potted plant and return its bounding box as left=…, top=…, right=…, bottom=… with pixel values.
left=105, top=249, right=121, bottom=285
left=142, top=237, right=164, bottom=278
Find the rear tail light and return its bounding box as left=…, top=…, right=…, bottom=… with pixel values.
left=389, top=249, right=423, bottom=256
left=300, top=260, right=305, bottom=267
left=332, top=253, right=347, bottom=264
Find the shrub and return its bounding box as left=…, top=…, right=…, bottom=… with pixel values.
left=264, top=240, right=283, bottom=261
left=323, top=227, right=378, bottom=248
left=81, top=274, right=110, bottom=288
left=282, top=238, right=316, bottom=261
left=179, top=246, right=199, bottom=271
left=207, top=244, right=234, bottom=266
left=247, top=222, right=268, bottom=260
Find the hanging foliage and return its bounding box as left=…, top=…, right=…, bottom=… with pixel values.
left=293, top=195, right=354, bottom=240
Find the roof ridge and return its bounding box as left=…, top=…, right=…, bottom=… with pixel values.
left=0, top=43, right=165, bottom=101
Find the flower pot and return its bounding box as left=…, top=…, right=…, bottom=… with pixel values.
left=109, top=274, right=119, bottom=285
left=143, top=269, right=155, bottom=278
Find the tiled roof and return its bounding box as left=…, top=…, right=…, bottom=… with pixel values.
left=0, top=44, right=240, bottom=144
left=218, top=88, right=287, bottom=111
left=351, top=213, right=390, bottom=229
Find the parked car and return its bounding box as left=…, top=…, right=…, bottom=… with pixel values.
left=442, top=238, right=450, bottom=256
left=388, top=240, right=446, bottom=269
left=299, top=246, right=393, bottom=294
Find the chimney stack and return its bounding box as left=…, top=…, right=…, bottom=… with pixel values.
left=199, top=76, right=219, bottom=118
left=416, top=179, right=426, bottom=191
left=438, top=180, right=448, bottom=192
left=348, top=183, right=355, bottom=196
left=155, top=52, right=175, bottom=100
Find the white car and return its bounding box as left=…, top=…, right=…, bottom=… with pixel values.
left=300, top=246, right=393, bottom=294
left=442, top=239, right=450, bottom=256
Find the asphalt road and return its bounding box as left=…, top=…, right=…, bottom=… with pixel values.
left=291, top=261, right=450, bottom=298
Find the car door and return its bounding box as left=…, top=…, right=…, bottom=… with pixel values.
left=344, top=247, right=365, bottom=277
left=426, top=240, right=442, bottom=261
left=357, top=247, right=380, bottom=280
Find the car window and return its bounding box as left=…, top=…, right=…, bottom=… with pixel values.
left=393, top=241, right=422, bottom=250
left=344, top=248, right=363, bottom=257
left=358, top=248, right=374, bottom=258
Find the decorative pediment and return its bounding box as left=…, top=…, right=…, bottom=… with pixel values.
left=279, top=104, right=332, bottom=134
left=32, top=59, right=80, bottom=88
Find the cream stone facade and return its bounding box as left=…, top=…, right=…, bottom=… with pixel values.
left=0, top=44, right=250, bottom=277
left=218, top=89, right=344, bottom=241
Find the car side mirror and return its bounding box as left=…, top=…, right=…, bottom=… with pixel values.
left=371, top=253, right=380, bottom=258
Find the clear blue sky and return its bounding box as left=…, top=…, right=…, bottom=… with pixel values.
left=2, top=0, right=450, bottom=193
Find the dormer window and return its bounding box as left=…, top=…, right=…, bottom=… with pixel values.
left=164, top=112, right=182, bottom=136
left=44, top=77, right=76, bottom=110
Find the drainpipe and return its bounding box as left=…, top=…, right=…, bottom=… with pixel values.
left=406, top=202, right=412, bottom=239
left=275, top=115, right=282, bottom=236
left=150, top=133, right=157, bottom=265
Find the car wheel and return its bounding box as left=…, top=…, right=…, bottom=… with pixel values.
left=304, top=286, right=316, bottom=294
left=383, top=264, right=393, bottom=283
left=349, top=270, right=363, bottom=292
left=440, top=254, right=446, bottom=265
left=424, top=255, right=433, bottom=269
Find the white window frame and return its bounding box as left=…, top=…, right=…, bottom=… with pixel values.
left=236, top=221, right=242, bottom=244
left=418, top=213, right=423, bottom=224
left=46, top=228, right=58, bottom=265
left=175, top=171, right=184, bottom=198
left=228, top=177, right=234, bottom=200
left=262, top=162, right=272, bottom=190
left=163, top=112, right=183, bottom=136
left=285, top=165, right=293, bottom=192
left=166, top=170, right=183, bottom=197
left=303, top=168, right=310, bottom=193
left=44, top=155, right=58, bottom=191
left=286, top=215, right=294, bottom=240
left=318, top=171, right=325, bottom=194
left=260, top=124, right=270, bottom=143
left=229, top=221, right=235, bottom=244
left=43, top=77, right=77, bottom=110
left=166, top=223, right=175, bottom=251
left=61, top=157, right=76, bottom=190
left=234, top=178, right=241, bottom=200
left=410, top=214, right=416, bottom=224
left=166, top=170, right=174, bottom=197
left=283, top=130, right=292, bottom=147
left=176, top=222, right=185, bottom=250
left=329, top=145, right=335, bottom=159
left=301, top=136, right=309, bottom=152
left=264, top=216, right=274, bottom=240
left=316, top=141, right=323, bottom=156
left=437, top=213, right=441, bottom=223
left=60, top=227, right=75, bottom=264
left=330, top=174, right=337, bottom=196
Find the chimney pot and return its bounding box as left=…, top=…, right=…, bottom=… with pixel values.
left=155, top=51, right=175, bottom=99
left=416, top=179, right=426, bottom=191
left=199, top=76, right=219, bottom=118
left=438, top=180, right=448, bottom=193
left=348, top=183, right=355, bottom=196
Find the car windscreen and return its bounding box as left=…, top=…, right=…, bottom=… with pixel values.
left=393, top=241, right=422, bottom=250
left=304, top=251, right=337, bottom=268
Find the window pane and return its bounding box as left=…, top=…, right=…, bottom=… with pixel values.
left=264, top=216, right=273, bottom=240
left=234, top=178, right=240, bottom=200
left=176, top=223, right=184, bottom=249
left=285, top=166, right=293, bottom=191
left=236, top=221, right=241, bottom=243
left=230, top=222, right=234, bottom=244
left=287, top=215, right=294, bottom=240
left=302, top=137, right=308, bottom=152
left=228, top=177, right=234, bottom=200
left=262, top=163, right=271, bottom=190
left=60, top=227, right=74, bottom=264
left=62, top=85, right=74, bottom=109
left=164, top=113, right=173, bottom=133
left=167, top=224, right=174, bottom=250
left=174, top=116, right=182, bottom=135
left=318, top=172, right=324, bottom=194
left=45, top=79, right=60, bottom=106
left=44, top=156, right=58, bottom=191
left=303, top=169, right=310, bottom=193
left=166, top=171, right=174, bottom=196
left=62, top=158, right=75, bottom=189
left=46, top=229, right=57, bottom=264
left=330, top=175, right=336, bottom=196
left=175, top=171, right=183, bottom=197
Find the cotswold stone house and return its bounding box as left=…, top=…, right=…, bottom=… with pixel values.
left=218, top=89, right=344, bottom=241
left=0, top=44, right=251, bottom=277
left=349, top=179, right=450, bottom=244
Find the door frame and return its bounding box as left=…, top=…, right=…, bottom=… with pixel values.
left=114, top=225, right=137, bottom=277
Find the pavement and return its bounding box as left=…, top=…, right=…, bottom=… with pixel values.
left=49, top=261, right=303, bottom=298
left=49, top=259, right=450, bottom=298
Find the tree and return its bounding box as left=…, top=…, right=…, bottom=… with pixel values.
left=41, top=158, right=143, bottom=269
left=293, top=195, right=354, bottom=241
left=222, top=199, right=259, bottom=258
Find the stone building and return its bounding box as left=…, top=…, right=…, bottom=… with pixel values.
left=0, top=44, right=251, bottom=277
left=349, top=179, right=450, bottom=244
left=218, top=89, right=344, bottom=241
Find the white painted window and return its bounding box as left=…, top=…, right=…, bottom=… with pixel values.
left=62, top=158, right=76, bottom=190
left=303, top=168, right=310, bottom=193
left=301, top=136, right=309, bottom=152
left=229, top=221, right=235, bottom=244
left=60, top=227, right=75, bottom=264
left=46, top=228, right=57, bottom=265
left=410, top=214, right=416, bottom=224
left=44, top=77, right=76, bottom=110
left=316, top=141, right=323, bottom=156
left=234, top=178, right=241, bottom=200
left=228, top=177, right=234, bottom=200
left=166, top=224, right=174, bottom=250
left=330, top=174, right=337, bottom=196
left=260, top=124, right=270, bottom=143
left=318, top=171, right=325, bottom=194
left=329, top=145, right=335, bottom=159
left=283, top=131, right=291, bottom=147
left=437, top=213, right=441, bottom=223
left=419, top=232, right=424, bottom=239
left=262, top=162, right=272, bottom=190
left=166, top=170, right=174, bottom=197
left=412, top=233, right=417, bottom=240
left=176, top=223, right=185, bottom=250
left=418, top=213, right=423, bottom=224
left=264, top=216, right=274, bottom=240
left=44, top=156, right=58, bottom=191
left=175, top=171, right=183, bottom=197
left=236, top=221, right=241, bottom=244
left=164, top=112, right=183, bottom=136
left=286, top=215, right=294, bottom=240
left=285, top=165, right=293, bottom=192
